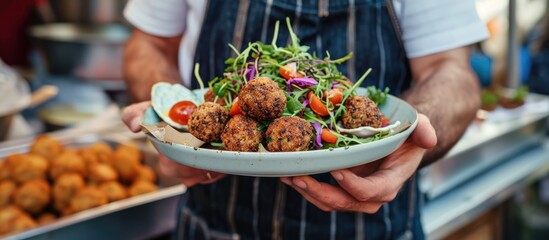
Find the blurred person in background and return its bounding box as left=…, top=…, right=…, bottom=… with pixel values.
left=121, top=0, right=487, bottom=239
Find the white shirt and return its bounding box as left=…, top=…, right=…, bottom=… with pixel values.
left=124, top=0, right=488, bottom=86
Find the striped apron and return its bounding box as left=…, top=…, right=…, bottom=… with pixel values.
left=182, top=0, right=422, bottom=239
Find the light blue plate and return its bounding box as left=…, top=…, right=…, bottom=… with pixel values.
left=143, top=91, right=418, bottom=177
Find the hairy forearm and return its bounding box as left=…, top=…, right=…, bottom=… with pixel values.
left=123, top=31, right=182, bottom=102
left=402, top=62, right=480, bottom=166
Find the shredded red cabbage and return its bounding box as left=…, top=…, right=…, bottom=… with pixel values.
left=286, top=77, right=318, bottom=89
left=312, top=121, right=323, bottom=149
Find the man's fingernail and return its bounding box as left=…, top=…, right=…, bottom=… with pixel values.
left=130, top=117, right=142, bottom=131
left=294, top=180, right=307, bottom=189
left=333, top=172, right=343, bottom=181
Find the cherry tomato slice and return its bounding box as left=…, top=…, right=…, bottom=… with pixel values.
left=308, top=91, right=329, bottom=116
left=229, top=98, right=242, bottom=116
left=168, top=101, right=197, bottom=125
left=324, top=88, right=344, bottom=105
left=321, top=129, right=338, bottom=144
left=381, top=117, right=390, bottom=126
left=279, top=62, right=304, bottom=80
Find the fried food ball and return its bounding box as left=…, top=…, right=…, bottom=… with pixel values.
left=342, top=96, right=383, bottom=129
left=128, top=180, right=157, bottom=197
left=0, top=206, right=24, bottom=234
left=88, top=163, right=118, bottom=184
left=98, top=181, right=127, bottom=202
left=0, top=180, right=15, bottom=208
left=204, top=88, right=227, bottom=106
left=13, top=179, right=51, bottom=214
left=49, top=151, right=87, bottom=180
left=112, top=145, right=141, bottom=182
left=0, top=206, right=36, bottom=235
left=53, top=173, right=85, bottom=211
left=29, top=135, right=64, bottom=161
left=188, top=102, right=229, bottom=142
left=0, top=162, right=9, bottom=181
left=37, top=213, right=57, bottom=225
left=265, top=116, right=313, bottom=152
left=90, top=142, right=113, bottom=165
left=134, top=165, right=156, bottom=183
left=238, top=77, right=286, bottom=121
left=8, top=154, right=48, bottom=183
left=69, top=187, right=108, bottom=213
left=221, top=115, right=263, bottom=152
left=79, top=148, right=100, bottom=166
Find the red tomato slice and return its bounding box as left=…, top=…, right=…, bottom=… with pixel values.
left=229, top=98, right=242, bottom=116
left=279, top=62, right=304, bottom=80
left=169, top=101, right=197, bottom=125
left=308, top=91, right=329, bottom=116
left=324, top=88, right=344, bottom=105
left=321, top=129, right=338, bottom=143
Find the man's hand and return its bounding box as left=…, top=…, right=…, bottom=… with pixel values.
left=280, top=114, right=436, bottom=213
left=121, top=102, right=225, bottom=187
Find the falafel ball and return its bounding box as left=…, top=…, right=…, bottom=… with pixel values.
left=342, top=96, right=383, bottom=129
left=79, top=148, right=100, bottom=166
left=265, top=116, right=313, bottom=152
left=0, top=206, right=36, bottom=235
left=69, top=187, right=108, bottom=213
left=238, top=77, right=286, bottom=121
left=88, top=163, right=118, bottom=184
left=134, top=165, right=156, bottom=183
left=8, top=154, right=48, bottom=183
left=128, top=180, right=157, bottom=197
left=221, top=115, right=263, bottom=152
left=204, top=88, right=228, bottom=106
left=13, top=179, right=51, bottom=214
left=49, top=151, right=87, bottom=180
left=29, top=135, right=64, bottom=161
left=188, top=102, right=229, bottom=142
left=53, top=173, right=85, bottom=211
left=89, top=142, right=114, bottom=165
left=0, top=180, right=16, bottom=207
left=112, top=145, right=141, bottom=182
left=98, top=181, right=128, bottom=202
left=0, top=162, right=9, bottom=181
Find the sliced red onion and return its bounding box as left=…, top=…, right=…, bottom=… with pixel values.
left=331, top=82, right=339, bottom=88
left=287, top=77, right=318, bottom=89
left=312, top=121, right=323, bottom=149
left=302, top=99, right=309, bottom=107
left=244, top=65, right=256, bottom=81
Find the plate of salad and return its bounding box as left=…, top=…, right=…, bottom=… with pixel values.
left=142, top=19, right=418, bottom=177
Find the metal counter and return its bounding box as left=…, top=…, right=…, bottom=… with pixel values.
left=421, top=94, right=549, bottom=239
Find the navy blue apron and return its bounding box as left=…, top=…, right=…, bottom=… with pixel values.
left=181, top=0, right=421, bottom=239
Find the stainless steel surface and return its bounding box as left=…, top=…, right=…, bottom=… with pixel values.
left=31, top=23, right=130, bottom=80
left=49, top=0, right=128, bottom=24
left=0, top=134, right=186, bottom=240
left=420, top=93, right=549, bottom=199
left=422, top=140, right=549, bottom=240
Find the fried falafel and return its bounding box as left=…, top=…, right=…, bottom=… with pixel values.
left=188, top=102, right=229, bottom=142
left=29, top=135, right=64, bottom=161
left=0, top=180, right=15, bottom=207
left=49, top=151, right=87, bottom=180
left=342, top=96, right=383, bottom=129
left=221, top=115, right=263, bottom=152
left=13, top=179, right=51, bottom=214
left=238, top=77, right=286, bottom=121
left=53, top=173, right=85, bottom=211
left=265, top=116, right=313, bottom=152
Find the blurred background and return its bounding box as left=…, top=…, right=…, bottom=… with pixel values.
left=1, top=0, right=549, bottom=239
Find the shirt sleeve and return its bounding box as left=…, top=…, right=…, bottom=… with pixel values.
left=124, top=0, right=187, bottom=37
left=394, top=0, right=489, bottom=58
